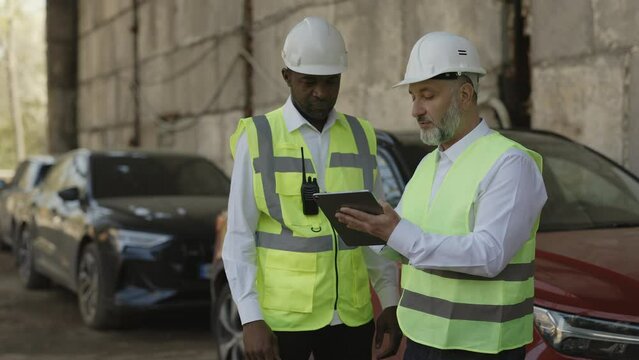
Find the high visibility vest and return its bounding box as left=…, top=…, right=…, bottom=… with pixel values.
left=397, top=132, right=542, bottom=353
left=229, top=107, right=378, bottom=331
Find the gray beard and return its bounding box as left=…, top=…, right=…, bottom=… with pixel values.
left=420, top=98, right=462, bottom=146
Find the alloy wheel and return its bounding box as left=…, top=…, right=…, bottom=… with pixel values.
left=216, top=288, right=244, bottom=360
left=78, top=250, right=99, bottom=323
left=17, top=228, right=33, bottom=282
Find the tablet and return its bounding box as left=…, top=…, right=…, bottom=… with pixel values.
left=313, top=190, right=385, bottom=246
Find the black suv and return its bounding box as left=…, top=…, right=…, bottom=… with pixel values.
left=17, top=149, right=230, bottom=329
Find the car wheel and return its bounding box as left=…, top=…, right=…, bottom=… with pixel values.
left=0, top=222, right=13, bottom=251
left=0, top=239, right=10, bottom=251
left=0, top=229, right=11, bottom=251
left=77, top=242, right=122, bottom=329
left=213, top=282, right=244, bottom=360
left=16, top=226, right=49, bottom=289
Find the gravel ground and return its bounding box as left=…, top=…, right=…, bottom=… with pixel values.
left=0, top=250, right=217, bottom=360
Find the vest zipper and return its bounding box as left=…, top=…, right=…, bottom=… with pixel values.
left=320, top=133, right=339, bottom=311
left=332, top=226, right=339, bottom=310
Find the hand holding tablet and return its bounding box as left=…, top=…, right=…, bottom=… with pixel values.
left=313, top=190, right=388, bottom=246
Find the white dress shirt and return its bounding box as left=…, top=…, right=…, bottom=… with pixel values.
left=223, top=97, right=400, bottom=325
left=387, top=120, right=547, bottom=277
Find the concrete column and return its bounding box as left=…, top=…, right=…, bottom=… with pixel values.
left=47, top=0, right=79, bottom=154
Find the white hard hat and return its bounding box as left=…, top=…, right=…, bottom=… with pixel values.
left=394, top=32, right=486, bottom=88
left=282, top=17, right=347, bottom=75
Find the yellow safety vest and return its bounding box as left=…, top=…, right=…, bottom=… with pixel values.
left=397, top=132, right=542, bottom=353
left=230, top=107, right=378, bottom=331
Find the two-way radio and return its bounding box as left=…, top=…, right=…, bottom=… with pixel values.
left=300, top=147, right=320, bottom=215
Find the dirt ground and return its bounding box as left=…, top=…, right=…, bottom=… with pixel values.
left=0, top=250, right=217, bottom=360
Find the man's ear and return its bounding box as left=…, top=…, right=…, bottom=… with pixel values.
left=281, top=68, right=292, bottom=87
left=458, top=82, right=475, bottom=108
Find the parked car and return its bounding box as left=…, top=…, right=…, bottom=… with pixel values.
left=0, top=156, right=54, bottom=250
left=16, top=149, right=230, bottom=329
left=210, top=128, right=639, bottom=360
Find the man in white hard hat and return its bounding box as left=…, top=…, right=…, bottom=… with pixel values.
left=336, top=32, right=547, bottom=359
left=223, top=17, right=401, bottom=360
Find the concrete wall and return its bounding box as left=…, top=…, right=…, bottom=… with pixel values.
left=76, top=0, right=508, bottom=173
left=529, top=0, right=639, bottom=172
left=77, top=0, right=245, bottom=171
left=73, top=0, right=639, bottom=174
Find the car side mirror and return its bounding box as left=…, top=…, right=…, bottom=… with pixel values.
left=58, top=187, right=80, bottom=202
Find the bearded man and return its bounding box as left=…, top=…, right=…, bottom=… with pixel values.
left=336, top=32, right=547, bottom=360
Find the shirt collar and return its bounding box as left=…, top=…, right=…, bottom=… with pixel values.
left=282, top=96, right=341, bottom=133
left=439, top=119, right=493, bottom=162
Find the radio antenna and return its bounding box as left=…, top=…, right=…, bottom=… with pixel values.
left=301, top=147, right=307, bottom=180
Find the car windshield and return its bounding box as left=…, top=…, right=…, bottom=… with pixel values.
left=90, top=154, right=230, bottom=198
left=504, top=131, right=639, bottom=231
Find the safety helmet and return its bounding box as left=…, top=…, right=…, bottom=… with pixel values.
left=282, top=17, right=347, bottom=75
left=394, top=32, right=486, bottom=89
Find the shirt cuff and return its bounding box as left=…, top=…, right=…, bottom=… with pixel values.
left=376, top=285, right=400, bottom=309
left=387, top=219, right=423, bottom=259
left=236, top=297, right=263, bottom=325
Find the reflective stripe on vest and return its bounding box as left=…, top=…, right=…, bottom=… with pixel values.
left=256, top=230, right=355, bottom=252
left=421, top=261, right=535, bottom=282
left=401, top=290, right=535, bottom=322
left=329, top=115, right=377, bottom=190
left=252, top=115, right=284, bottom=224
left=397, top=132, right=542, bottom=353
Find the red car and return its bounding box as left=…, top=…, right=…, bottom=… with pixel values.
left=211, top=129, right=639, bottom=360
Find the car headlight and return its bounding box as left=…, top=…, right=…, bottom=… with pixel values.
left=534, top=306, right=639, bottom=359
left=109, top=229, right=172, bottom=251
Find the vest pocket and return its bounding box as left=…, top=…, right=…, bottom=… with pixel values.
left=275, top=142, right=302, bottom=154
left=275, top=174, right=323, bottom=230
left=261, top=250, right=317, bottom=313
left=274, top=172, right=301, bottom=195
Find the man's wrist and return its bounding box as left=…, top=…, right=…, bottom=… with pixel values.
left=387, top=219, right=407, bottom=246
left=377, top=286, right=400, bottom=309
left=237, top=297, right=264, bottom=325
left=387, top=219, right=420, bottom=258
left=242, top=319, right=266, bottom=328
